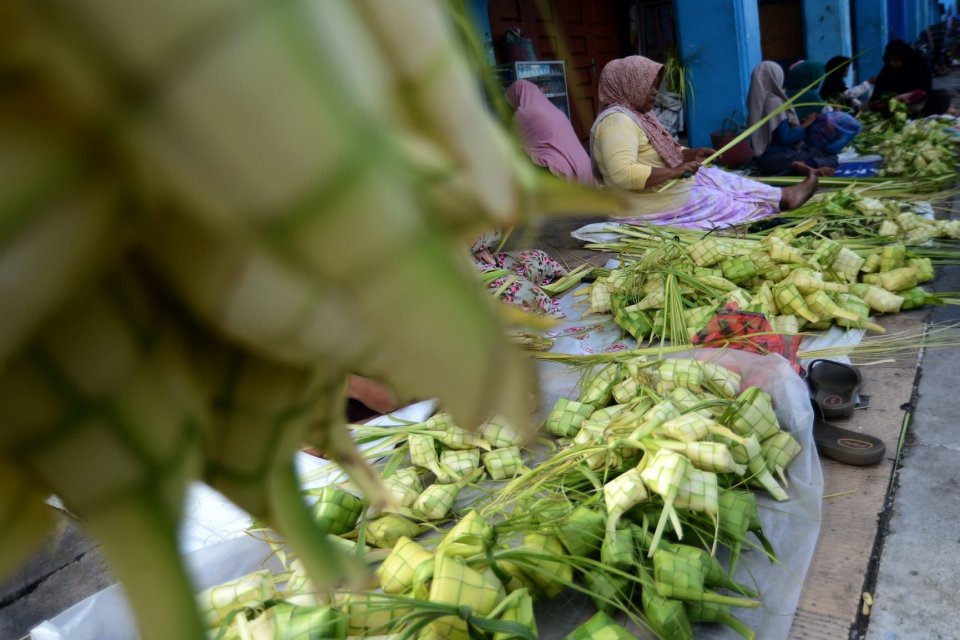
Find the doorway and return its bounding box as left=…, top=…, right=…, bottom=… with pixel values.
left=487, top=0, right=628, bottom=144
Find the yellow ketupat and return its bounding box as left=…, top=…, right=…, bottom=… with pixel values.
left=0, top=2, right=618, bottom=639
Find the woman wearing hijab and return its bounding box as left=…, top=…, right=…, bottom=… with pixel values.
left=870, top=40, right=951, bottom=115
left=590, top=56, right=819, bottom=230
left=785, top=60, right=826, bottom=120
left=748, top=61, right=838, bottom=177
left=505, top=79, right=595, bottom=184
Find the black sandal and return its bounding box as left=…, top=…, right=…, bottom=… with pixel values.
left=811, top=402, right=886, bottom=466
left=806, top=359, right=862, bottom=419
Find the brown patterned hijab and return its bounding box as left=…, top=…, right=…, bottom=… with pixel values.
left=597, top=56, right=685, bottom=167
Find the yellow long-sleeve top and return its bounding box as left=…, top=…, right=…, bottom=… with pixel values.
left=591, top=112, right=695, bottom=216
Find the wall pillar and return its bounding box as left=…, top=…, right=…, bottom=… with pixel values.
left=854, top=0, right=888, bottom=81
left=804, top=0, right=853, bottom=62
left=675, top=0, right=761, bottom=148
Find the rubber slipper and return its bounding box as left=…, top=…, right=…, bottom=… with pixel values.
left=811, top=403, right=885, bottom=466
left=806, top=359, right=862, bottom=419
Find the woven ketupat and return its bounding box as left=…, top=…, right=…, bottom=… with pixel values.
left=312, top=487, right=364, bottom=535
left=482, top=446, right=524, bottom=480
left=270, top=602, right=348, bottom=638
left=408, top=433, right=441, bottom=473
left=437, top=448, right=481, bottom=483
left=479, top=416, right=525, bottom=448
left=564, top=611, right=637, bottom=640
left=673, top=467, right=719, bottom=518
left=383, top=475, right=420, bottom=508
left=414, top=483, right=460, bottom=521
left=425, top=553, right=505, bottom=640
left=339, top=592, right=408, bottom=637
left=197, top=570, right=275, bottom=628
left=387, top=467, right=422, bottom=490
left=603, top=467, right=650, bottom=534
left=728, top=387, right=780, bottom=440
left=366, top=514, right=420, bottom=549
left=436, top=510, right=488, bottom=557
left=659, top=413, right=714, bottom=442
left=376, top=536, right=433, bottom=594
left=517, top=533, right=572, bottom=598
left=761, top=431, right=802, bottom=486
left=545, top=397, right=595, bottom=437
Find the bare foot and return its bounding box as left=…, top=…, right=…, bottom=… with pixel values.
left=779, top=163, right=819, bottom=210
left=816, top=166, right=836, bottom=177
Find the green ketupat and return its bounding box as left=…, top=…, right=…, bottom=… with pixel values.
left=376, top=535, right=433, bottom=594
left=0, top=3, right=624, bottom=637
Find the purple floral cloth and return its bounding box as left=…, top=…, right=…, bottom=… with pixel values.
left=619, top=166, right=782, bottom=230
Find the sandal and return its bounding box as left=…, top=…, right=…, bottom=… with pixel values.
left=812, top=402, right=886, bottom=466
left=806, top=359, right=862, bottom=419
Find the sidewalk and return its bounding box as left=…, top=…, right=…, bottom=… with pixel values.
left=858, top=64, right=960, bottom=636
left=857, top=66, right=960, bottom=640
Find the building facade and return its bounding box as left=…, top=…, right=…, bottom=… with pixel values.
left=466, top=0, right=948, bottom=148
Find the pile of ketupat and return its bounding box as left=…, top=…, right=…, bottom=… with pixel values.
left=580, top=195, right=957, bottom=343
left=853, top=99, right=959, bottom=177
left=0, top=2, right=617, bottom=639
left=195, top=355, right=795, bottom=640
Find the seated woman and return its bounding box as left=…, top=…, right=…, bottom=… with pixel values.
left=748, top=61, right=838, bottom=177
left=820, top=56, right=875, bottom=112
left=468, top=80, right=586, bottom=318
left=590, top=55, right=819, bottom=230
left=505, top=79, right=595, bottom=184
left=869, top=40, right=952, bottom=116
left=785, top=60, right=826, bottom=120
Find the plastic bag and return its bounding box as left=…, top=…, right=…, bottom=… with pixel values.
left=807, top=111, right=862, bottom=154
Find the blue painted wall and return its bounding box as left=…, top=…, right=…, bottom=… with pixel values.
left=854, top=0, right=888, bottom=81
left=675, top=0, right=762, bottom=148
left=888, top=0, right=908, bottom=40
left=805, top=0, right=853, bottom=62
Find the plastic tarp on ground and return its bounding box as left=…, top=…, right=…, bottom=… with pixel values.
left=32, top=287, right=826, bottom=640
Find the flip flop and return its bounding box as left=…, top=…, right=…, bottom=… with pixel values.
left=811, top=402, right=886, bottom=466
left=806, top=359, right=862, bottom=419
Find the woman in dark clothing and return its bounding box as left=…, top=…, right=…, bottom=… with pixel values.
left=748, top=61, right=838, bottom=177
left=820, top=55, right=875, bottom=111
left=870, top=40, right=951, bottom=115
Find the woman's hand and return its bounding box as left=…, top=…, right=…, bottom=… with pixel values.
left=682, top=147, right=715, bottom=163
left=800, top=113, right=819, bottom=127
left=674, top=160, right=702, bottom=179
